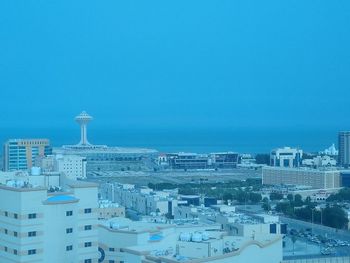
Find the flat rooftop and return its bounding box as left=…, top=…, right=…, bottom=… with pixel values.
left=55, top=146, right=158, bottom=154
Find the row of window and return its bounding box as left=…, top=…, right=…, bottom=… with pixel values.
left=3, top=229, right=36, bottom=237
left=66, top=208, right=92, bottom=217
left=3, top=247, right=35, bottom=255
left=65, top=225, right=92, bottom=233
left=66, top=242, right=92, bottom=251
left=3, top=212, right=36, bottom=219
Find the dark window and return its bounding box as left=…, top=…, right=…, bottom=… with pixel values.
left=14, top=213, right=18, bottom=219
left=270, top=224, right=277, bottom=234
left=66, top=228, right=73, bottom=234
left=84, top=259, right=92, bottom=263
left=28, top=249, right=36, bottom=255
left=4, top=246, right=8, bottom=252
left=109, top=260, right=115, bottom=263
left=28, top=231, right=37, bottom=237
left=281, top=224, right=287, bottom=234
left=84, top=242, right=92, bottom=247
left=66, top=211, right=73, bottom=216
left=4, top=229, right=8, bottom=234
left=14, top=249, right=17, bottom=255
left=84, top=225, right=92, bottom=231
left=84, top=208, right=92, bottom=214
left=66, top=245, right=73, bottom=251
left=4, top=211, right=8, bottom=217
left=28, top=213, right=36, bottom=219
left=109, top=247, right=115, bottom=252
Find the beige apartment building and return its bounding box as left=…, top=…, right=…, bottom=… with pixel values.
left=262, top=167, right=341, bottom=189
left=0, top=180, right=99, bottom=263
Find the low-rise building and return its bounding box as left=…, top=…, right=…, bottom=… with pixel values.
left=36, top=154, right=87, bottom=180
left=97, top=217, right=283, bottom=263
left=98, top=199, right=125, bottom=219
left=100, top=183, right=178, bottom=217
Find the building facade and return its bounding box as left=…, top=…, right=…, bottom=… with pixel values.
left=338, top=131, right=350, bottom=167
left=164, top=152, right=239, bottom=170
left=3, top=139, right=52, bottom=171
left=262, top=167, right=341, bottom=189
left=270, top=147, right=303, bottom=168
left=0, top=181, right=99, bottom=263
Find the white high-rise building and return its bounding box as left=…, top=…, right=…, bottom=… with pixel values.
left=0, top=180, right=99, bottom=263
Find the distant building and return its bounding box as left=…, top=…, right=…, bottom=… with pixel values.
left=100, top=183, right=178, bottom=217
left=98, top=199, right=125, bottom=219
left=302, top=155, right=337, bottom=167
left=54, top=112, right=158, bottom=173
left=338, top=131, right=350, bottom=167
left=262, top=167, right=340, bottom=189
left=270, top=147, right=303, bottom=168
left=340, top=170, right=350, bottom=187
left=3, top=139, right=52, bottom=171
left=323, top=143, right=338, bottom=156
left=164, top=152, right=238, bottom=170
left=35, top=154, right=87, bottom=180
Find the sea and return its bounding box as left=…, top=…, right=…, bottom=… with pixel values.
left=0, top=127, right=339, bottom=154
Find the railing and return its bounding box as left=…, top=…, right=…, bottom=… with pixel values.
left=282, top=257, right=350, bottom=263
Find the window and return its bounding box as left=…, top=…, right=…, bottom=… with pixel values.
left=4, top=229, right=8, bottom=234
left=4, top=211, right=8, bottom=217
left=84, top=259, right=92, bottom=263
left=28, top=249, right=36, bottom=255
left=109, top=247, right=115, bottom=252
left=28, top=213, right=36, bottom=219
left=4, top=246, right=8, bottom=252
left=14, top=249, right=17, bottom=255
left=66, top=211, right=73, bottom=216
left=84, top=225, right=92, bottom=231
left=14, top=213, right=18, bottom=219
left=109, top=260, right=115, bottom=263
left=84, top=208, right=92, bottom=214
left=84, top=242, right=92, bottom=247
left=66, top=228, right=73, bottom=234
left=66, top=245, right=73, bottom=251
left=14, top=231, right=18, bottom=237
left=28, top=231, right=37, bottom=237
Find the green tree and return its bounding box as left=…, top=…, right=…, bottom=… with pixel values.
left=322, top=206, right=349, bottom=229
left=270, top=192, right=283, bottom=201
left=262, top=202, right=271, bottom=211
left=294, top=194, right=303, bottom=207
left=249, top=193, right=262, bottom=203
left=287, top=194, right=294, bottom=202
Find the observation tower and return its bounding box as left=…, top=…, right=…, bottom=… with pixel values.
left=75, top=111, right=93, bottom=146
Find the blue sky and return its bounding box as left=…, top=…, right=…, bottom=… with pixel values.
left=0, top=1, right=349, bottom=131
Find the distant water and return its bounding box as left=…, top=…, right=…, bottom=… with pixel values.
left=0, top=127, right=339, bottom=154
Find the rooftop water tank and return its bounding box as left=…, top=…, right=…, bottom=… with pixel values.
left=31, top=167, right=41, bottom=176
left=179, top=232, right=191, bottom=242
left=192, top=232, right=202, bottom=242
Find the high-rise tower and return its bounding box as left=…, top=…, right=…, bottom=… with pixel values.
left=75, top=111, right=93, bottom=146
left=338, top=131, right=350, bottom=168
